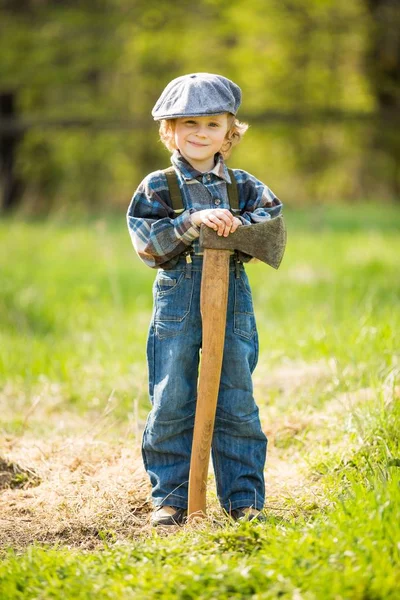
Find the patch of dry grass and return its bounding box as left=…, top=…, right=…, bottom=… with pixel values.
left=0, top=457, right=40, bottom=491
left=0, top=436, right=150, bottom=550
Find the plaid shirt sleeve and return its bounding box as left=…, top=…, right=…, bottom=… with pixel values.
left=126, top=170, right=200, bottom=269
left=234, top=169, right=283, bottom=225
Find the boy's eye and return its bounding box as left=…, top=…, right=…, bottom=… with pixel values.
left=208, top=122, right=220, bottom=128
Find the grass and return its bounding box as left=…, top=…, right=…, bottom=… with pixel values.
left=0, top=203, right=399, bottom=598
left=0, top=466, right=399, bottom=598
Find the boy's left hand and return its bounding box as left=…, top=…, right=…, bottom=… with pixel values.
left=230, top=217, right=242, bottom=234
left=213, top=215, right=241, bottom=237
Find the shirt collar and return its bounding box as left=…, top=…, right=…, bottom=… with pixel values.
left=171, top=150, right=231, bottom=183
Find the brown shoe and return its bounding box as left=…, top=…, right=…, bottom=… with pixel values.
left=150, top=505, right=187, bottom=527
left=230, top=507, right=266, bottom=522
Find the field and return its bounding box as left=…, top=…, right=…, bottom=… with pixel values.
left=0, top=204, right=399, bottom=599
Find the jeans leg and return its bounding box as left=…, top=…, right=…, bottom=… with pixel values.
left=142, top=268, right=202, bottom=509
left=211, top=268, right=267, bottom=512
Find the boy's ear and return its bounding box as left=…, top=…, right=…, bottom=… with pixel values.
left=159, top=119, right=178, bottom=152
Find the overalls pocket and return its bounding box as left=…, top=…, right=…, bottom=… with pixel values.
left=154, top=269, right=194, bottom=339
left=234, top=270, right=257, bottom=339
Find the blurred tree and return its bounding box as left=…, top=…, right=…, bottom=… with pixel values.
left=0, top=92, right=23, bottom=210
left=363, top=0, right=400, bottom=196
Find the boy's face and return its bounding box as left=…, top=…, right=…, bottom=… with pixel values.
left=174, top=113, right=229, bottom=172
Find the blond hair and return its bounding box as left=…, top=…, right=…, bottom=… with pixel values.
left=158, top=115, right=248, bottom=159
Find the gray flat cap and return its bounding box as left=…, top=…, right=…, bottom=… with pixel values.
left=152, top=73, right=242, bottom=120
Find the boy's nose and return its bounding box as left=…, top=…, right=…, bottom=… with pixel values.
left=195, top=125, right=207, bottom=137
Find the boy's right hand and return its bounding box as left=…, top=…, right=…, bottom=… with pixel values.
left=190, top=209, right=240, bottom=237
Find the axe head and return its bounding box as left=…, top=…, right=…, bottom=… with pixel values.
left=199, top=215, right=286, bottom=269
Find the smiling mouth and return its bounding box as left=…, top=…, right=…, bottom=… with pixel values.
left=188, top=141, right=209, bottom=147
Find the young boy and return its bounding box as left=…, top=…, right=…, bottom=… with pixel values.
left=127, top=73, right=282, bottom=526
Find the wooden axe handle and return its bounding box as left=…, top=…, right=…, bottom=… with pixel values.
left=188, top=248, right=231, bottom=518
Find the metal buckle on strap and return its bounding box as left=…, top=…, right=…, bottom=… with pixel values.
left=185, top=250, right=193, bottom=279
left=233, top=251, right=241, bottom=279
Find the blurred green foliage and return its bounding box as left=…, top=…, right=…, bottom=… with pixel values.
left=0, top=0, right=399, bottom=210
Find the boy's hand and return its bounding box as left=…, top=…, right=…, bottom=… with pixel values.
left=191, top=209, right=242, bottom=237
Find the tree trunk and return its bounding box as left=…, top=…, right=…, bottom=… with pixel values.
left=0, top=92, right=23, bottom=212
left=364, top=0, right=400, bottom=198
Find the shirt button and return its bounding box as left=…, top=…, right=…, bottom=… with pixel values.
left=214, top=198, right=221, bottom=206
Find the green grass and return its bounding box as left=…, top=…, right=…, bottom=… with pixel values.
left=0, top=204, right=399, bottom=598
left=1, top=445, right=399, bottom=598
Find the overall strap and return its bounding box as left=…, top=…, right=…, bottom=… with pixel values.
left=227, top=168, right=239, bottom=212
left=163, top=167, right=185, bottom=214
left=163, top=166, right=240, bottom=217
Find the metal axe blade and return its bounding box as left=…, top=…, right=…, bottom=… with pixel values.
left=199, top=215, right=286, bottom=269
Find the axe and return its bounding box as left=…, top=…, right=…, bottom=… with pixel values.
left=187, top=216, right=286, bottom=519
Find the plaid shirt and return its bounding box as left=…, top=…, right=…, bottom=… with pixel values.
left=127, top=150, right=283, bottom=269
